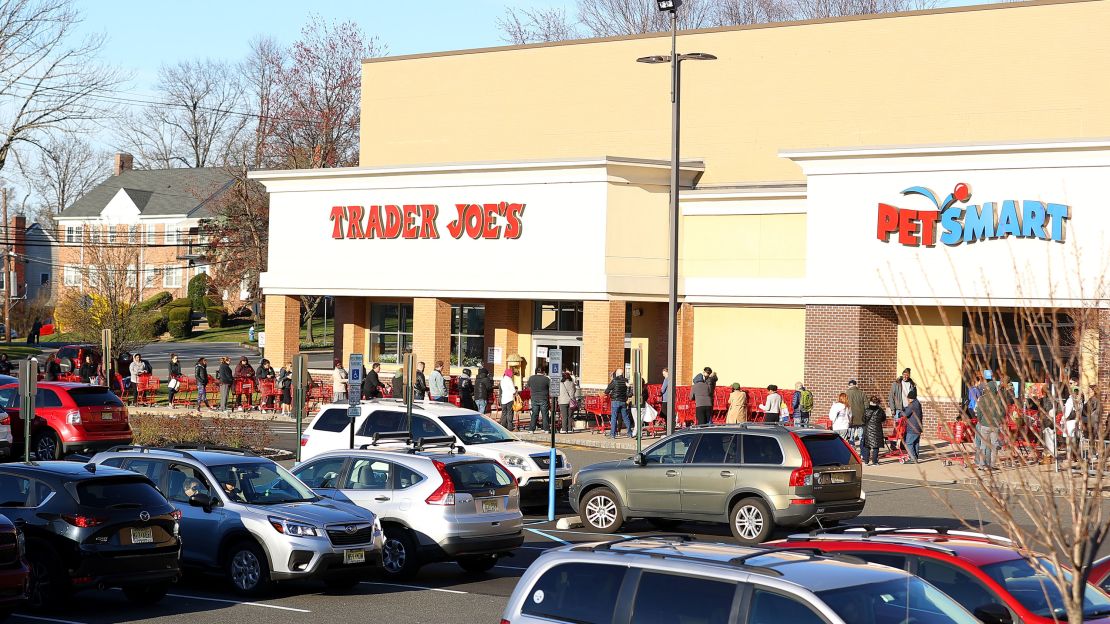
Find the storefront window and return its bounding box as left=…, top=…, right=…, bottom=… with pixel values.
left=370, top=303, right=413, bottom=364
left=534, top=301, right=583, bottom=332
left=451, top=304, right=485, bottom=367
left=963, top=310, right=1079, bottom=400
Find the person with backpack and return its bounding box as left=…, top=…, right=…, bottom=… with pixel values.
left=794, top=382, right=813, bottom=427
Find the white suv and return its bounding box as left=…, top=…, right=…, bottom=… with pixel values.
left=301, top=400, right=572, bottom=500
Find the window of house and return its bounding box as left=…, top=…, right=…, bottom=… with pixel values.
left=162, top=266, right=182, bottom=288
left=63, top=265, right=80, bottom=287
left=143, top=267, right=155, bottom=288
left=64, top=225, right=81, bottom=244
left=39, top=273, right=49, bottom=287
left=533, top=301, right=583, bottom=332
left=87, top=226, right=100, bottom=243
left=106, top=226, right=117, bottom=243
left=87, top=267, right=99, bottom=288
left=451, top=304, right=484, bottom=367
left=127, top=225, right=139, bottom=244
left=370, top=303, right=413, bottom=364
left=145, top=224, right=157, bottom=245
left=126, top=264, right=137, bottom=287
left=165, top=226, right=181, bottom=245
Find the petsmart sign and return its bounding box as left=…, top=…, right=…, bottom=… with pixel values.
left=876, top=183, right=1069, bottom=247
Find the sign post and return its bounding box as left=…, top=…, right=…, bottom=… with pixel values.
left=348, top=353, right=363, bottom=450
left=403, top=353, right=415, bottom=435
left=633, top=347, right=643, bottom=454
left=292, top=354, right=308, bottom=463
left=101, top=328, right=112, bottom=384
left=18, top=358, right=36, bottom=463
left=547, top=348, right=562, bottom=522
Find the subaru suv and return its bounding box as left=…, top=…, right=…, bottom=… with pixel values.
left=569, top=423, right=865, bottom=543
left=90, top=446, right=384, bottom=595
left=302, top=400, right=571, bottom=501
left=293, top=433, right=524, bottom=578
left=501, top=535, right=979, bottom=624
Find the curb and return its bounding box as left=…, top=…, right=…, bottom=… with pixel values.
left=512, top=431, right=651, bottom=452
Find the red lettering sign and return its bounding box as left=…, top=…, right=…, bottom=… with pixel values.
left=330, top=203, right=526, bottom=240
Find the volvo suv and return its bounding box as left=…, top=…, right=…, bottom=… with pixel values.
left=569, top=423, right=865, bottom=543
left=90, top=446, right=384, bottom=595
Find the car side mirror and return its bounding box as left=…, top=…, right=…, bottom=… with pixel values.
left=188, top=493, right=212, bottom=512
left=973, top=603, right=1013, bottom=624
left=633, top=452, right=646, bottom=466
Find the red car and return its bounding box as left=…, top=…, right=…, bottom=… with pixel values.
left=0, top=512, right=29, bottom=621
left=0, top=383, right=132, bottom=460
left=1090, top=556, right=1110, bottom=596
left=54, top=344, right=101, bottom=374
left=772, top=526, right=1110, bottom=624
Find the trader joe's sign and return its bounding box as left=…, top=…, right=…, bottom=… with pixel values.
left=329, top=203, right=525, bottom=240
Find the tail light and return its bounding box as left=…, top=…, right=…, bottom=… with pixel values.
left=66, top=410, right=82, bottom=424
left=788, top=431, right=813, bottom=487
left=62, top=514, right=105, bottom=528
left=426, top=460, right=456, bottom=506
left=300, top=435, right=310, bottom=447
left=169, top=509, right=182, bottom=521
left=0, top=414, right=8, bottom=426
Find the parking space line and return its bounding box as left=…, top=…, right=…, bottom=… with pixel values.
left=165, top=592, right=311, bottom=613
left=361, top=582, right=468, bottom=595
left=540, top=528, right=632, bottom=539
left=496, top=564, right=531, bottom=571
left=13, top=615, right=87, bottom=624
left=526, top=528, right=570, bottom=544
left=519, top=545, right=555, bottom=550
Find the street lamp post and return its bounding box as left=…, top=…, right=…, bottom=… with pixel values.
left=638, top=0, right=715, bottom=436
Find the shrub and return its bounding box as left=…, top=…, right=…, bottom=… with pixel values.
left=167, top=307, right=191, bottom=323
left=168, top=319, right=192, bottom=339
left=187, top=273, right=208, bottom=310
left=206, top=306, right=228, bottom=328
left=137, top=291, right=173, bottom=312
left=145, top=312, right=168, bottom=338
left=161, top=298, right=193, bottom=320
left=130, top=412, right=274, bottom=450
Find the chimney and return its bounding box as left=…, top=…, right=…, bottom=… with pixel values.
left=114, top=152, right=134, bottom=176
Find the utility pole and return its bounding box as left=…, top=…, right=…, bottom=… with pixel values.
left=2, top=188, right=9, bottom=344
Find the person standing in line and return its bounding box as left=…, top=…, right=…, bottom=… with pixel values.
left=256, top=359, right=276, bottom=410
left=473, top=368, right=492, bottom=415
left=975, top=370, right=1003, bottom=471
left=499, top=369, right=517, bottom=430
left=217, top=356, right=234, bottom=412
left=392, top=369, right=406, bottom=402
left=166, top=354, right=183, bottom=408
left=691, top=373, right=713, bottom=426
left=1063, top=379, right=1084, bottom=464
left=233, top=356, right=256, bottom=410
left=830, top=392, right=851, bottom=439
left=759, top=385, right=783, bottom=423
left=0, top=354, right=11, bottom=375
left=127, top=354, right=144, bottom=406
left=703, top=367, right=718, bottom=398
left=414, top=361, right=429, bottom=401
left=363, top=362, right=385, bottom=399
left=967, top=371, right=984, bottom=419
left=276, top=362, right=293, bottom=414
left=861, top=396, right=887, bottom=466
left=606, top=367, right=633, bottom=438
left=458, top=368, right=476, bottom=410
left=901, top=389, right=924, bottom=463
left=558, top=370, right=576, bottom=434
left=78, top=355, right=96, bottom=384
left=332, top=358, right=348, bottom=403
left=43, top=353, right=61, bottom=382
left=659, top=368, right=671, bottom=428
left=428, top=361, right=448, bottom=402
left=726, top=383, right=748, bottom=424
left=1086, top=383, right=1104, bottom=442
left=846, top=380, right=867, bottom=453
left=793, top=382, right=813, bottom=427
left=195, top=357, right=211, bottom=411
left=527, top=365, right=551, bottom=433
left=888, top=368, right=917, bottom=416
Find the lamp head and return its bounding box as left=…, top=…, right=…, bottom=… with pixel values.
left=656, top=0, right=681, bottom=12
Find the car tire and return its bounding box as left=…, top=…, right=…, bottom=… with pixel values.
left=33, top=429, right=61, bottom=461
left=729, top=498, right=773, bottom=545
left=226, top=540, right=271, bottom=596
left=380, top=527, right=421, bottom=579
left=122, top=581, right=170, bottom=605
left=580, top=487, right=624, bottom=533
left=456, top=554, right=498, bottom=574
left=647, top=518, right=683, bottom=530
left=25, top=542, right=67, bottom=608
left=322, top=576, right=362, bottom=591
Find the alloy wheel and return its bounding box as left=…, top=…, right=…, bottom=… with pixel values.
left=382, top=537, right=407, bottom=574
left=36, top=435, right=58, bottom=460
left=585, top=495, right=617, bottom=529
left=231, top=550, right=262, bottom=591
left=734, top=505, right=765, bottom=541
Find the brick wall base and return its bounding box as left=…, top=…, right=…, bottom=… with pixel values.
left=412, top=297, right=452, bottom=371
left=803, top=305, right=899, bottom=417
left=583, top=300, right=626, bottom=387
left=264, top=295, right=300, bottom=368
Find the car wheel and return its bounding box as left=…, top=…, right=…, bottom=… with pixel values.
left=122, top=581, right=170, bottom=605
left=33, top=430, right=60, bottom=461
left=647, top=518, right=683, bottom=530
left=580, top=487, right=624, bottom=533
left=456, top=554, right=497, bottom=574
left=227, top=541, right=270, bottom=596
left=25, top=543, right=67, bottom=608
left=729, top=498, right=773, bottom=544
left=380, top=527, right=421, bottom=579
left=322, top=576, right=362, bottom=591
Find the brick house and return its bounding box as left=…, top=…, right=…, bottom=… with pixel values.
left=54, top=153, right=237, bottom=303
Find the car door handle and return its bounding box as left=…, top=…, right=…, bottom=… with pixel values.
left=665, top=470, right=679, bottom=477
left=374, top=496, right=390, bottom=502
left=720, top=471, right=734, bottom=477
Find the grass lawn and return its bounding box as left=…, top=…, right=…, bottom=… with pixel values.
left=180, top=318, right=334, bottom=347
left=0, top=344, right=43, bottom=358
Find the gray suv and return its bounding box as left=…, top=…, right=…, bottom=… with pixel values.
left=90, top=446, right=384, bottom=595
left=569, top=424, right=865, bottom=544
left=501, top=535, right=979, bottom=624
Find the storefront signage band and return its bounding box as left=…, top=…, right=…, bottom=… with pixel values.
left=876, top=183, right=1069, bottom=247
left=329, top=202, right=525, bottom=240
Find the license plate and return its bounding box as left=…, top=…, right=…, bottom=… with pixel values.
left=820, top=471, right=853, bottom=484
left=555, top=478, right=564, bottom=489
left=101, top=412, right=113, bottom=420
left=481, top=498, right=500, bottom=513
left=131, top=527, right=153, bottom=544
left=343, top=549, right=365, bottom=565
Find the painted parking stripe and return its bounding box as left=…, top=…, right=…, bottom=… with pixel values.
left=13, top=615, right=87, bottom=624
left=496, top=564, right=531, bottom=571
left=538, top=528, right=632, bottom=539
left=526, top=528, right=570, bottom=544
left=165, top=592, right=311, bottom=613
left=361, top=582, right=468, bottom=595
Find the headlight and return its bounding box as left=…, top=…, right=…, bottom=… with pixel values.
left=372, top=518, right=383, bottom=538
left=500, top=453, right=526, bottom=468
left=559, top=453, right=571, bottom=470
left=268, top=516, right=320, bottom=537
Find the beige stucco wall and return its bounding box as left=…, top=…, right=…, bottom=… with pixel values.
left=361, top=1, right=1110, bottom=185
left=692, top=305, right=806, bottom=387
left=682, top=213, right=806, bottom=279
left=896, top=307, right=964, bottom=400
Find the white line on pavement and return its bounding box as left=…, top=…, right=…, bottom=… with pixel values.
left=495, top=564, right=531, bottom=571
left=526, top=528, right=570, bottom=544
left=519, top=545, right=556, bottom=550
left=537, top=528, right=631, bottom=538
left=164, top=592, right=311, bottom=613
left=361, top=582, right=468, bottom=595
left=13, top=615, right=87, bottom=624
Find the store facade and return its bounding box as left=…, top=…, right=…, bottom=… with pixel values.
left=255, top=0, right=1110, bottom=420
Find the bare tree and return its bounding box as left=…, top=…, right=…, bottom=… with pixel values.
left=498, top=6, right=578, bottom=44
left=238, top=36, right=283, bottom=169
left=198, top=164, right=267, bottom=317
left=578, top=0, right=717, bottom=36
left=714, top=0, right=794, bottom=25
left=24, top=135, right=106, bottom=233
left=787, top=0, right=936, bottom=20
left=0, top=0, right=121, bottom=178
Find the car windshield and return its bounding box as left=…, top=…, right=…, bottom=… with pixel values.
left=208, top=462, right=317, bottom=505
left=438, top=414, right=515, bottom=445
left=817, top=576, right=980, bottom=624
left=982, top=557, right=1110, bottom=620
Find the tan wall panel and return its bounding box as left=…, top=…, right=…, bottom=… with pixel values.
left=682, top=214, right=806, bottom=278
left=692, top=306, right=805, bottom=387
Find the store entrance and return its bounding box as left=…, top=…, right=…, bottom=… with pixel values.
left=532, top=338, right=581, bottom=378
left=962, top=310, right=1079, bottom=399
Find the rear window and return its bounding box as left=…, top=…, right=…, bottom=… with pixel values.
left=75, top=478, right=168, bottom=509
left=521, top=562, right=626, bottom=624
left=68, top=387, right=124, bottom=408
left=312, top=408, right=351, bottom=432
left=445, top=462, right=514, bottom=491
left=803, top=434, right=857, bottom=466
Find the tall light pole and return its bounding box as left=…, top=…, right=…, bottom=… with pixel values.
left=638, top=0, right=715, bottom=435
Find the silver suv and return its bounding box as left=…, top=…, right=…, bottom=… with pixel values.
left=569, top=423, right=865, bottom=543
left=292, top=433, right=524, bottom=578
left=89, top=446, right=384, bottom=595
left=501, top=535, right=980, bottom=624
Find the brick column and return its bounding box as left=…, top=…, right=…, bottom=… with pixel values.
left=412, top=297, right=452, bottom=370
left=333, top=297, right=367, bottom=365
left=675, top=303, right=695, bottom=385
left=582, top=300, right=626, bottom=387
left=803, top=305, right=898, bottom=417
left=264, top=295, right=300, bottom=368
left=483, top=299, right=519, bottom=374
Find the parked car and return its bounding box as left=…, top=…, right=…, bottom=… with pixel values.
left=1090, top=555, right=1110, bottom=596
left=773, top=526, right=1110, bottom=624
left=0, top=383, right=132, bottom=460
left=0, top=461, right=180, bottom=607
left=0, top=408, right=10, bottom=460
left=292, top=435, right=524, bottom=578
left=0, top=513, right=29, bottom=621
left=301, top=400, right=572, bottom=501
left=55, top=345, right=100, bottom=374
left=89, top=445, right=384, bottom=595
left=568, top=423, right=865, bottom=543
left=501, top=534, right=979, bottom=624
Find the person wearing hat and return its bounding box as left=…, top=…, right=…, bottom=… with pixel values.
left=458, top=368, right=475, bottom=410
left=726, top=383, right=748, bottom=424
left=793, top=382, right=813, bottom=427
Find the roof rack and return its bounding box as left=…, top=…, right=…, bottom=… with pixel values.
left=105, top=445, right=199, bottom=461
left=168, top=444, right=256, bottom=456
left=803, top=524, right=1011, bottom=545
left=585, top=534, right=696, bottom=552
left=787, top=530, right=959, bottom=557
left=357, top=430, right=462, bottom=454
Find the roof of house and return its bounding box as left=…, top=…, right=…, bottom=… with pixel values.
left=58, top=167, right=235, bottom=219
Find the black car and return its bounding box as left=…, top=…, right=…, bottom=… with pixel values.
left=0, top=461, right=181, bottom=607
